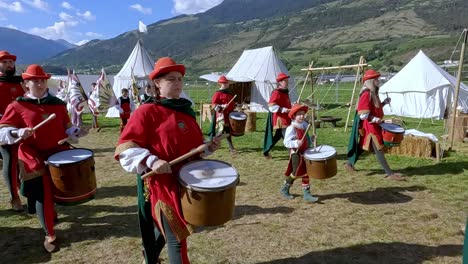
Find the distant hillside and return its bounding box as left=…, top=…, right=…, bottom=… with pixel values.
left=54, top=39, right=78, bottom=49
left=44, top=0, right=468, bottom=76
left=0, top=27, right=73, bottom=64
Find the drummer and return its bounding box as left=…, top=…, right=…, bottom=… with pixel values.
left=210, top=75, right=236, bottom=154
left=0, top=64, right=85, bottom=252
left=263, top=72, right=292, bottom=159
left=282, top=104, right=318, bottom=203
left=114, top=57, right=221, bottom=264
left=345, top=69, right=405, bottom=181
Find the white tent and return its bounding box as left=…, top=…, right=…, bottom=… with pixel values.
left=379, top=50, right=468, bottom=119
left=226, top=46, right=297, bottom=112
left=106, top=41, right=192, bottom=117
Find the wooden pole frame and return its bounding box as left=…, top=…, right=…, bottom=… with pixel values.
left=449, top=28, right=468, bottom=149
left=345, top=56, right=366, bottom=132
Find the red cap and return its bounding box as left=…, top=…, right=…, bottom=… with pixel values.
left=21, top=64, right=51, bottom=80
left=288, top=104, right=309, bottom=119
left=0, top=50, right=17, bottom=61
left=218, top=75, right=229, bottom=84
left=149, top=57, right=185, bottom=80
left=362, top=69, right=381, bottom=82
left=276, top=72, right=289, bottom=82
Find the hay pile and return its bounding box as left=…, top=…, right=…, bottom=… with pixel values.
left=385, top=135, right=436, bottom=158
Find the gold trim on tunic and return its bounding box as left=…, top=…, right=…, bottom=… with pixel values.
left=114, top=141, right=140, bottom=157
left=154, top=201, right=194, bottom=242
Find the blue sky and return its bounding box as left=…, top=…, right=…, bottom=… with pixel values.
left=0, top=0, right=223, bottom=45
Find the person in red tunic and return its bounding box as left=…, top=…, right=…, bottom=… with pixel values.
left=345, top=69, right=405, bottom=181
left=263, top=72, right=292, bottom=159
left=115, top=57, right=221, bottom=264
left=0, top=50, right=25, bottom=211
left=211, top=75, right=236, bottom=153
left=282, top=104, right=318, bottom=202
left=116, top=88, right=132, bottom=132
left=0, top=64, right=85, bottom=252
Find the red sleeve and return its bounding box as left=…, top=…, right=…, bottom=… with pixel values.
left=211, top=92, right=221, bottom=105
left=0, top=103, right=23, bottom=128
left=61, top=105, right=71, bottom=128
left=357, top=91, right=371, bottom=114
left=269, top=90, right=280, bottom=105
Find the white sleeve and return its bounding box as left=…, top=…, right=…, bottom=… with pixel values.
left=118, top=148, right=159, bottom=174
left=283, top=126, right=299, bottom=149
left=359, top=113, right=369, bottom=120
left=0, top=127, right=19, bottom=145
left=268, top=104, right=280, bottom=113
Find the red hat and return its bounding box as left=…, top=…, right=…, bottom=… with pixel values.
left=0, top=50, right=17, bottom=61
left=218, top=75, right=228, bottom=84
left=362, top=69, right=381, bottom=82
left=21, top=64, right=51, bottom=80
left=276, top=72, right=290, bottom=82
left=288, top=104, right=309, bottom=119
left=149, top=57, right=185, bottom=80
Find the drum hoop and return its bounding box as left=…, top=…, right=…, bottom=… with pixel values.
left=380, top=123, right=405, bottom=134
left=47, top=148, right=94, bottom=166
left=178, top=159, right=239, bottom=192
left=304, top=153, right=337, bottom=161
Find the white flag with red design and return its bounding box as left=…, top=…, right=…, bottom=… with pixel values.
left=89, top=68, right=117, bottom=115
left=68, top=71, right=88, bottom=115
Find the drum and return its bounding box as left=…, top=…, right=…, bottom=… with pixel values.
left=304, top=145, right=337, bottom=180
left=380, top=123, right=405, bottom=147
left=178, top=160, right=239, bottom=227
left=229, top=111, right=247, bottom=136
left=47, top=148, right=97, bottom=206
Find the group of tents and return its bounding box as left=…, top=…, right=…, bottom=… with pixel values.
left=50, top=40, right=468, bottom=121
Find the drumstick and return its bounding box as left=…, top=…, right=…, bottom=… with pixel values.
left=293, top=124, right=312, bottom=153
left=14, top=113, right=56, bottom=143
left=58, top=137, right=70, bottom=145
left=141, top=134, right=229, bottom=180
left=225, top=94, right=237, bottom=107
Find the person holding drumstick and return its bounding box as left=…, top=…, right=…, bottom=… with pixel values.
left=115, top=57, right=221, bottom=264
left=0, top=50, right=25, bottom=212
left=210, top=75, right=236, bottom=154
left=345, top=69, right=405, bottom=181
left=0, top=64, right=85, bottom=252
left=282, top=104, right=318, bottom=202
left=263, top=72, right=292, bottom=159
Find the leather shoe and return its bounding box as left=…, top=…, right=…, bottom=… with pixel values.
left=10, top=197, right=23, bottom=212
left=385, top=173, right=406, bottom=181
left=44, top=236, right=58, bottom=253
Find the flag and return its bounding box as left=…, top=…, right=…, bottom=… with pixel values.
left=139, top=20, right=148, bottom=33
left=131, top=67, right=141, bottom=109
left=68, top=71, right=88, bottom=115
left=89, top=68, right=118, bottom=115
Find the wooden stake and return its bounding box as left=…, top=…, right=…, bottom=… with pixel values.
left=345, top=56, right=365, bottom=132
left=297, top=61, right=314, bottom=103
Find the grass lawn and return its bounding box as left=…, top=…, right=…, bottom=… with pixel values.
left=0, top=99, right=466, bottom=263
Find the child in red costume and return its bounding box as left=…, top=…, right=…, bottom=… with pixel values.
left=211, top=75, right=236, bottom=153
left=281, top=104, right=318, bottom=203
left=0, top=64, right=85, bottom=252
left=115, top=57, right=222, bottom=264
left=117, top=88, right=132, bottom=132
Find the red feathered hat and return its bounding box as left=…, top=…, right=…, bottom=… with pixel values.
left=218, top=75, right=229, bottom=84
left=362, top=69, right=381, bottom=82
left=288, top=104, right=309, bottom=119
left=276, top=72, right=290, bottom=82
left=22, top=64, right=51, bottom=80
left=0, top=50, right=16, bottom=61
left=149, top=57, right=185, bottom=80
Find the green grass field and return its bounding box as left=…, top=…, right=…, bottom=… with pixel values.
left=0, top=89, right=466, bottom=263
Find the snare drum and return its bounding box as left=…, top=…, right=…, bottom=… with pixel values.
left=229, top=111, right=247, bottom=136
left=47, top=148, right=97, bottom=206
left=304, top=145, right=337, bottom=179
left=178, top=160, right=239, bottom=227
left=380, top=123, right=405, bottom=147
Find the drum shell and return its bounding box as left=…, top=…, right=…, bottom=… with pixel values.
left=305, top=156, right=337, bottom=179
left=229, top=111, right=247, bottom=137
left=47, top=149, right=97, bottom=206
left=180, top=184, right=236, bottom=227
left=382, top=129, right=404, bottom=147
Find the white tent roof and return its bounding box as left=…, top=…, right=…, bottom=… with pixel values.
left=379, top=50, right=468, bottom=119
left=107, top=41, right=192, bottom=117
left=226, top=46, right=297, bottom=111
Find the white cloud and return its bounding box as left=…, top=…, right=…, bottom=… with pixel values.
left=172, top=0, right=223, bottom=15
left=76, top=39, right=89, bottom=46
left=59, top=11, right=73, bottom=21
left=61, top=1, right=72, bottom=9
left=6, top=24, right=17, bottom=29
left=77, top=10, right=95, bottom=21
left=28, top=21, right=78, bottom=40
left=0, top=1, right=25, bottom=12
left=130, top=4, right=152, bottom=15
left=21, top=0, right=48, bottom=11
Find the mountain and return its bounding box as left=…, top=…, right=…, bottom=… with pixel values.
left=44, top=0, right=468, bottom=76
left=54, top=39, right=78, bottom=49
left=0, top=27, right=73, bottom=65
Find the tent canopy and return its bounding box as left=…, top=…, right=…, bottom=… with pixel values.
left=379, top=50, right=468, bottom=119
left=226, top=46, right=297, bottom=112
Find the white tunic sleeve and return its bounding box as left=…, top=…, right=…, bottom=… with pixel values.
left=283, top=126, right=299, bottom=149
left=0, top=127, right=19, bottom=145
left=118, top=147, right=159, bottom=174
